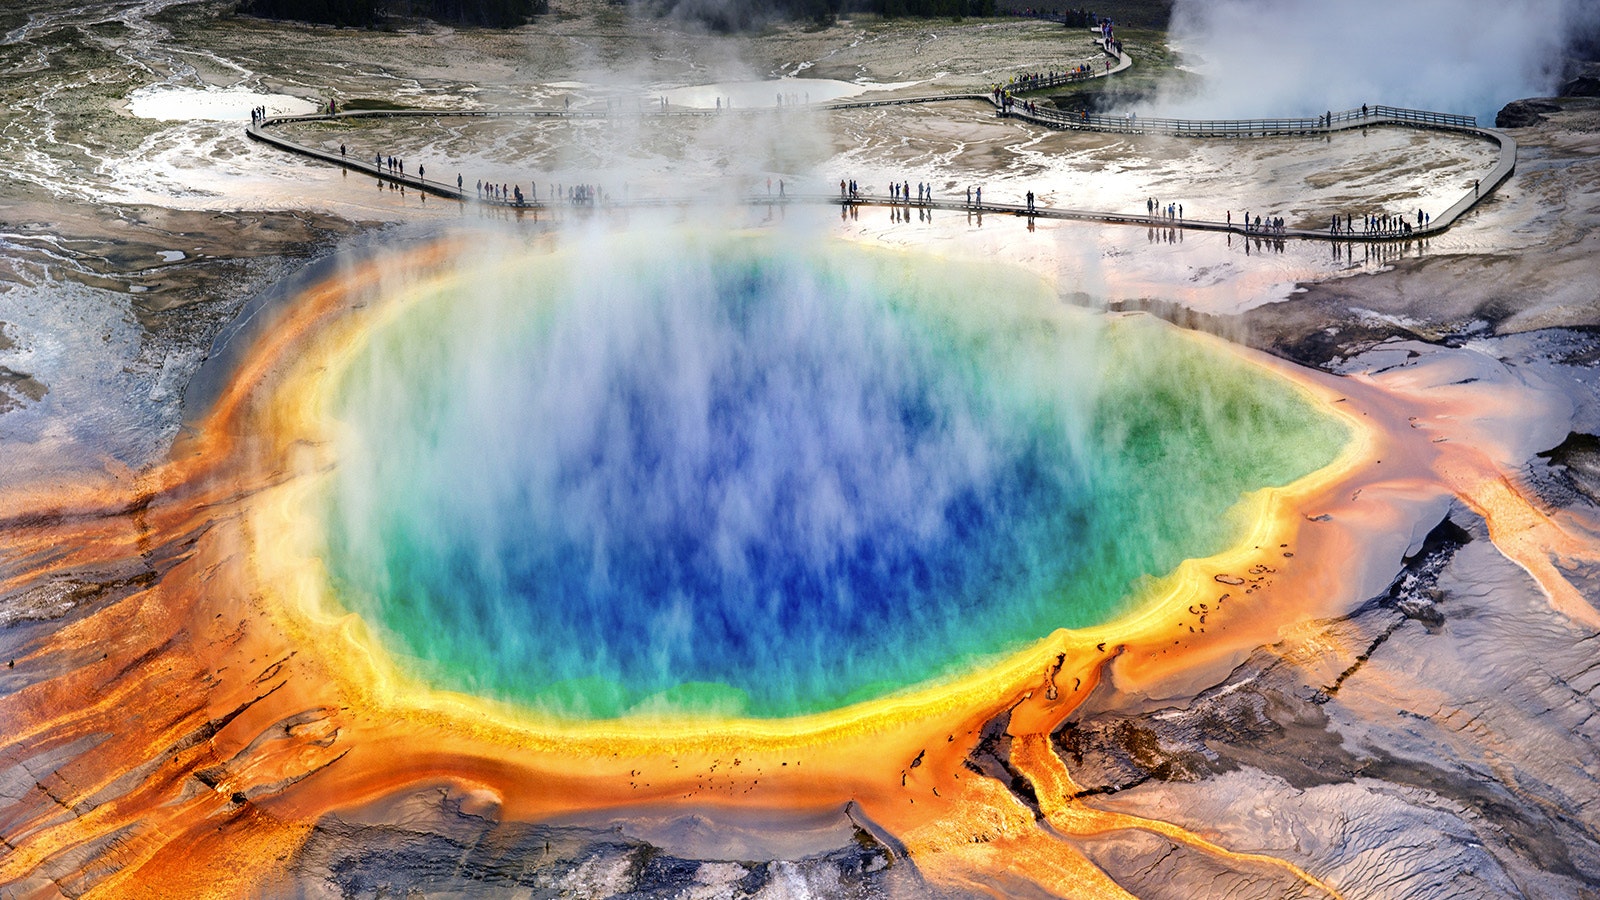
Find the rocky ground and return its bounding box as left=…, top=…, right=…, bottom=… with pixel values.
left=3, top=1, right=1599, bottom=896
left=1039, top=95, right=1600, bottom=900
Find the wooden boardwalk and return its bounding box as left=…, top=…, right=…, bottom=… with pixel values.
left=245, top=35, right=1514, bottom=244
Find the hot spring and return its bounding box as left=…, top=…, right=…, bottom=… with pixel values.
left=304, top=231, right=1346, bottom=720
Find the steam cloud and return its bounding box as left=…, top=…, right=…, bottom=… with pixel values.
left=315, top=230, right=1344, bottom=719
left=1152, top=0, right=1594, bottom=122
left=324, top=233, right=1106, bottom=717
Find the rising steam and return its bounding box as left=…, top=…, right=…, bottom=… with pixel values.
left=1151, top=0, right=1593, bottom=122
left=315, top=228, right=1344, bottom=719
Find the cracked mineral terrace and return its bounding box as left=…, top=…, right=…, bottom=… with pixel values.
left=2, top=1, right=1599, bottom=897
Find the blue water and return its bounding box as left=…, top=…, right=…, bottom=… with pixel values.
left=320, top=235, right=1344, bottom=718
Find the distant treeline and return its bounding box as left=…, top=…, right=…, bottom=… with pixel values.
left=1003, top=0, right=1170, bottom=29
left=860, top=0, right=996, bottom=19
left=237, top=0, right=1121, bottom=29
left=1003, top=7, right=1100, bottom=26
left=238, top=0, right=547, bottom=27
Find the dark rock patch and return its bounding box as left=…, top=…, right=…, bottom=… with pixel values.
left=291, top=787, right=945, bottom=898
left=964, top=706, right=1042, bottom=818
left=1562, top=75, right=1600, bottom=98
left=1497, top=98, right=1562, bottom=128
left=1534, top=432, right=1600, bottom=506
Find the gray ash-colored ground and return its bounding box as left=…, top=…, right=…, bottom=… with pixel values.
left=4, top=1, right=1600, bottom=896
left=289, top=789, right=955, bottom=899
left=1054, top=501, right=1600, bottom=899
left=1238, top=98, right=1600, bottom=367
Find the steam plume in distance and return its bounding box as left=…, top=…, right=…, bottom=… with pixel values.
left=1149, top=0, right=1589, bottom=122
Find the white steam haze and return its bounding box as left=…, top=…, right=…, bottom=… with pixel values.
left=1151, top=0, right=1591, bottom=122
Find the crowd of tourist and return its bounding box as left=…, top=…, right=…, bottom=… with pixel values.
left=1128, top=199, right=1442, bottom=240
left=991, top=43, right=1116, bottom=122
left=249, top=37, right=1484, bottom=250
left=339, top=153, right=1451, bottom=241
left=998, top=93, right=1047, bottom=116
left=832, top=177, right=1063, bottom=217
left=360, top=147, right=632, bottom=208
left=996, top=61, right=1100, bottom=97
left=838, top=178, right=942, bottom=205
left=1242, top=213, right=1286, bottom=234
left=1146, top=197, right=1184, bottom=222
left=1330, top=209, right=1432, bottom=236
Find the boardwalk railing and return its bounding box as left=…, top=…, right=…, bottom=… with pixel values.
left=1006, top=103, right=1476, bottom=137
left=246, top=30, right=1510, bottom=245
left=1369, top=105, right=1476, bottom=127
left=1001, top=69, right=1100, bottom=93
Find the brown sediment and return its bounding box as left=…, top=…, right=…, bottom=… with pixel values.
left=0, top=233, right=1503, bottom=898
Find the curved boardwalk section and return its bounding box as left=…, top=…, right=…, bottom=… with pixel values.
left=245, top=36, right=1514, bottom=244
